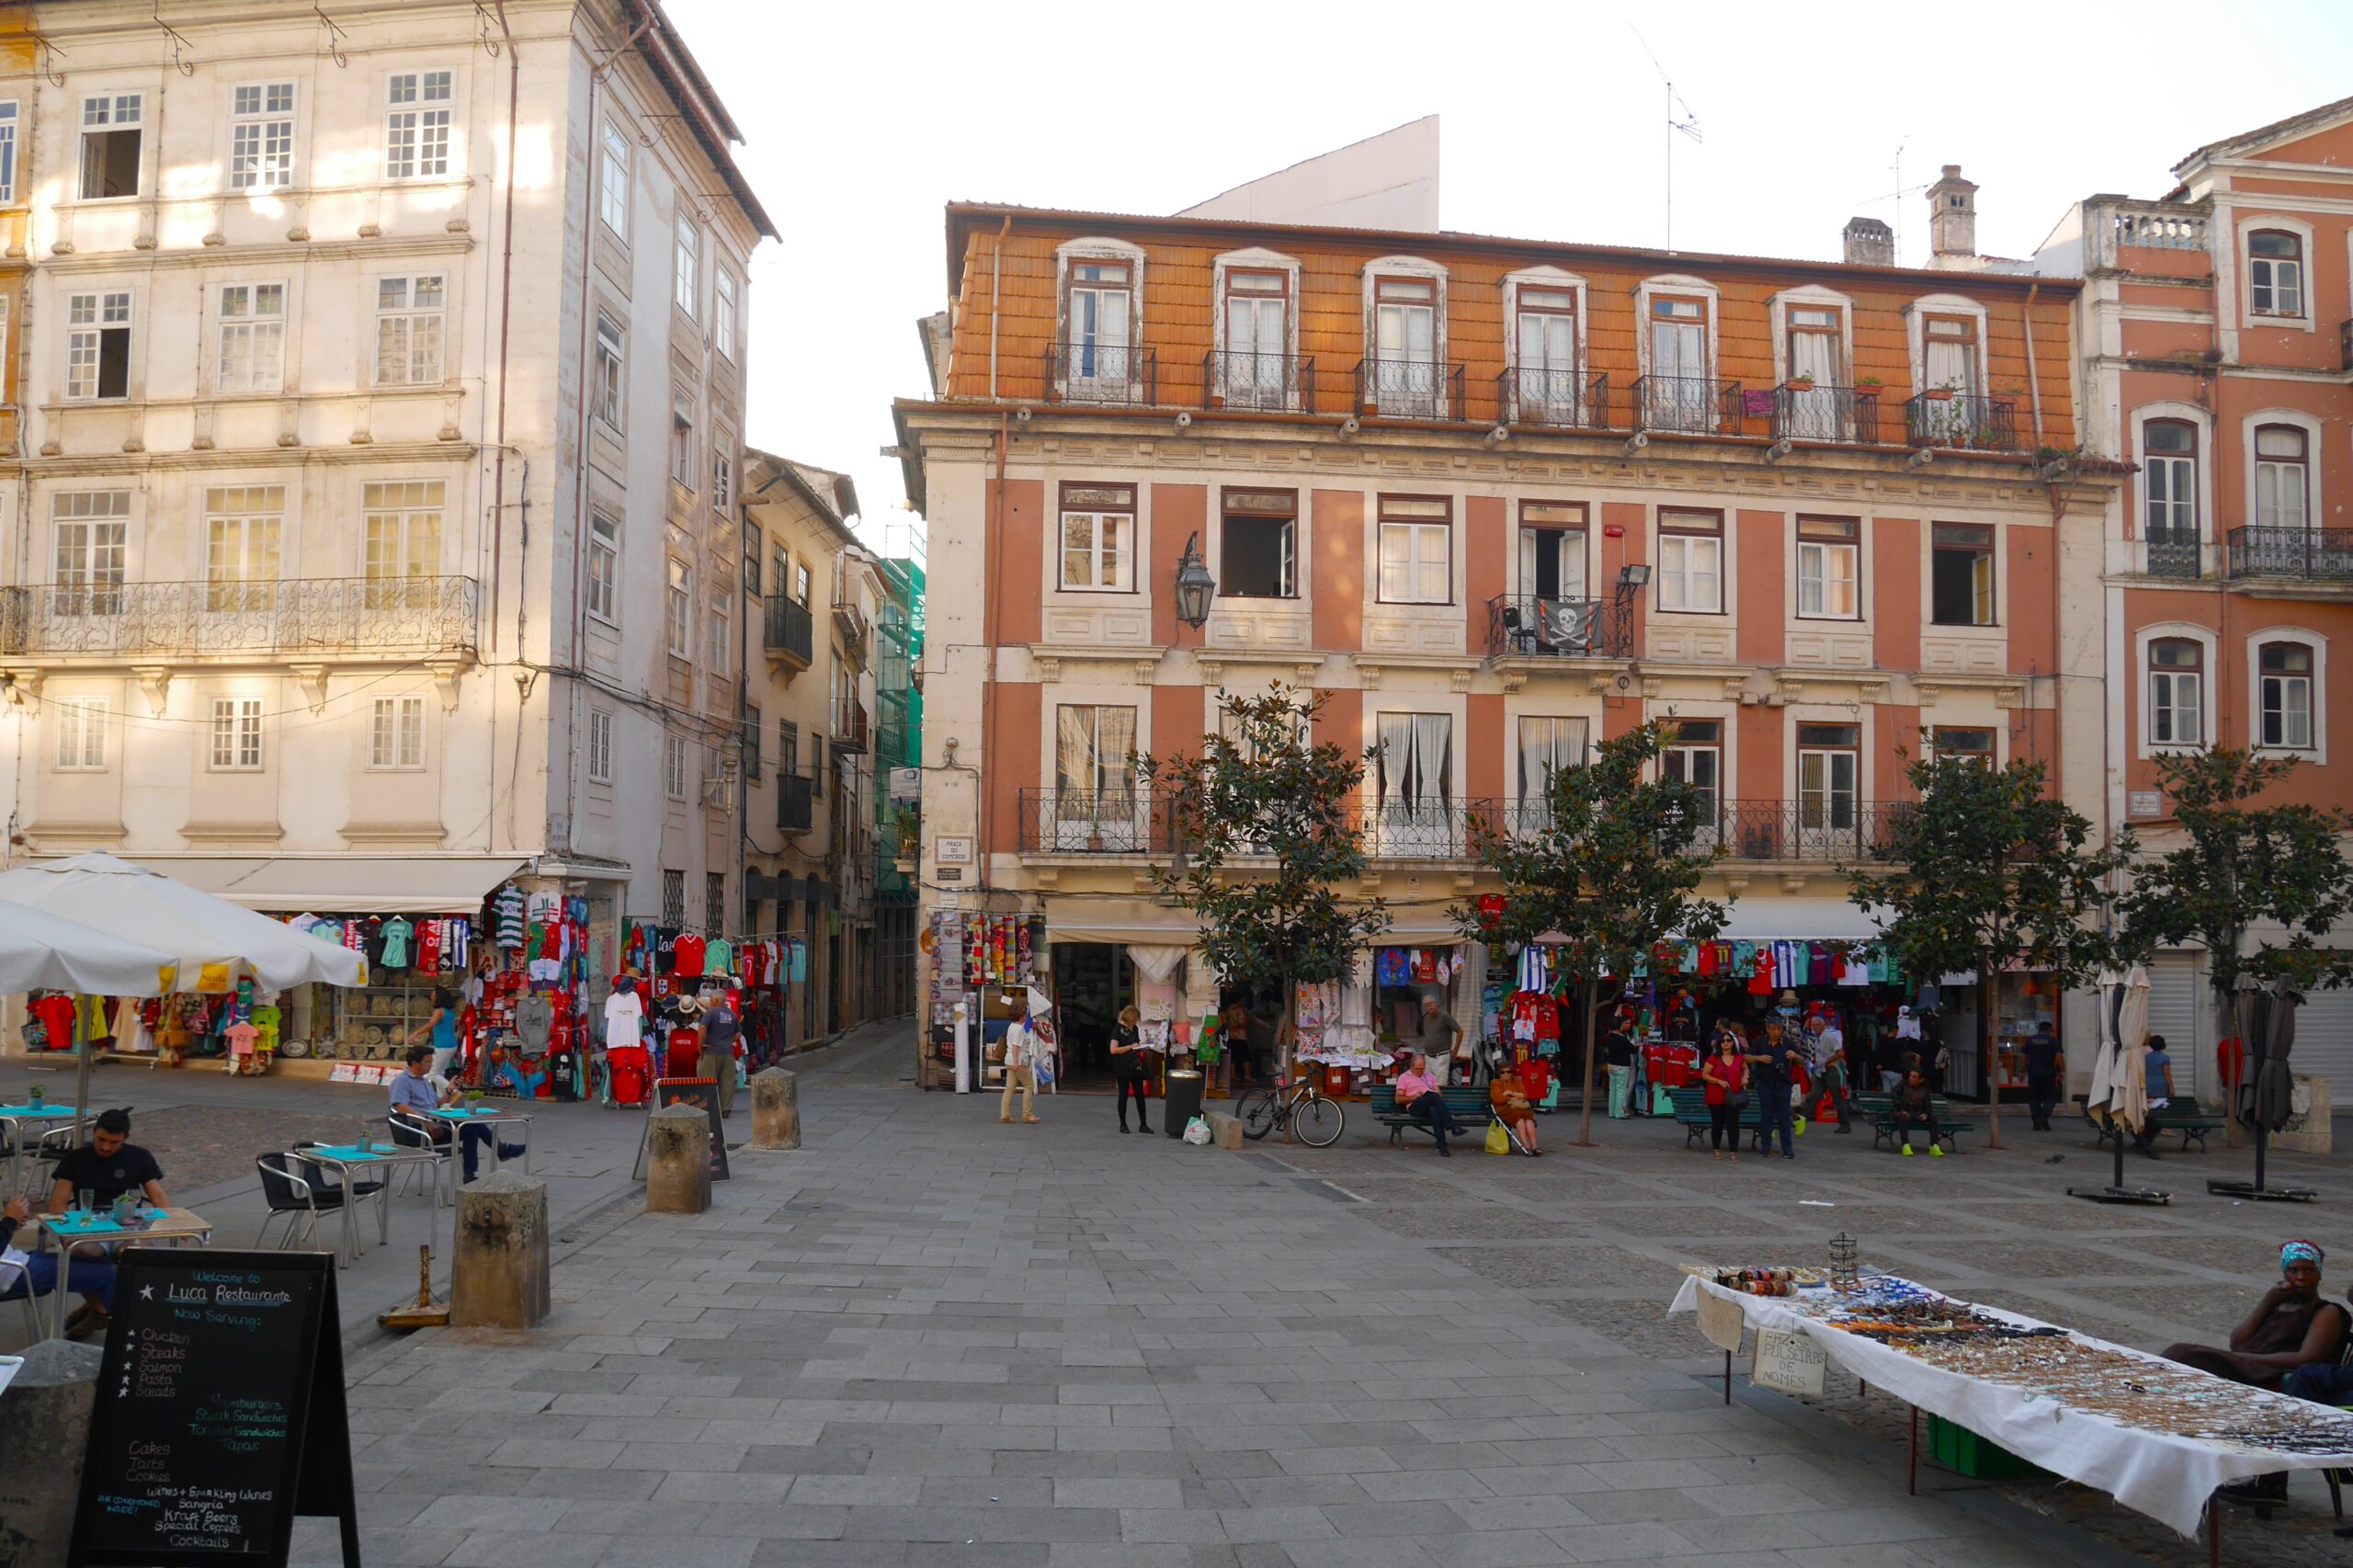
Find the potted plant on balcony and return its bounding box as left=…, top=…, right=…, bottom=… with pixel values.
left=1921, top=380, right=1958, bottom=403
left=1855, top=375, right=1885, bottom=398
left=1784, top=371, right=1815, bottom=392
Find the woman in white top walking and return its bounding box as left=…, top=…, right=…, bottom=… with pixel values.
left=1000, top=1001, right=1041, bottom=1124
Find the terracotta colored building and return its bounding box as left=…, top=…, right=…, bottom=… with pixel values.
left=2039, top=95, right=2353, bottom=1090
left=895, top=199, right=2114, bottom=1096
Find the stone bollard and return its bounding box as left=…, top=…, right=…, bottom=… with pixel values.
left=1205, top=1111, right=1245, bottom=1151
left=0, top=1339, right=103, bottom=1568
left=752, top=1067, right=801, bottom=1150
left=646, top=1103, right=713, bottom=1213
left=451, top=1171, right=551, bottom=1329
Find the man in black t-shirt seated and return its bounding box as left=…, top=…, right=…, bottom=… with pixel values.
left=46, top=1108, right=171, bottom=1214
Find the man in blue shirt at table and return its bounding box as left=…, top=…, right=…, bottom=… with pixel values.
left=389, top=1046, right=524, bottom=1182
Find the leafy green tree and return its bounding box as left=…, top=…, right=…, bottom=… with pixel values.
left=1851, top=754, right=2131, bottom=1149
left=1141, top=686, right=1389, bottom=1076
left=1454, top=720, right=1732, bottom=1147
left=2119, top=748, right=2353, bottom=1035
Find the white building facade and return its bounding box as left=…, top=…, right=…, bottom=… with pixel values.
left=0, top=0, right=770, bottom=994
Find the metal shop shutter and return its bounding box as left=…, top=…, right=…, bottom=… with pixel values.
left=2144, top=954, right=2203, bottom=1099
left=2290, top=986, right=2353, bottom=1102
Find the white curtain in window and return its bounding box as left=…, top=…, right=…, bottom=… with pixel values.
left=1376, top=713, right=1415, bottom=813
left=1925, top=334, right=1976, bottom=399
left=1412, top=714, right=1451, bottom=809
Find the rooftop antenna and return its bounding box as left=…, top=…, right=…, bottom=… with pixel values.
left=1631, top=26, right=1701, bottom=250
left=1852, top=142, right=1931, bottom=264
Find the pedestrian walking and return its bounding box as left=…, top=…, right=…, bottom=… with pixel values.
left=999, top=1002, right=1041, bottom=1125
left=1109, top=1005, right=1152, bottom=1134
left=2023, top=1022, right=2063, bottom=1131
left=1746, top=1018, right=1802, bottom=1159
left=1699, top=1031, right=1748, bottom=1161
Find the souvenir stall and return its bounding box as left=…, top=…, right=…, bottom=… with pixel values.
left=921, top=909, right=1045, bottom=1094
left=271, top=912, right=481, bottom=1069
left=604, top=920, right=783, bottom=1103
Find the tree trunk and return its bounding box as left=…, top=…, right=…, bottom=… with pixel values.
left=1575, top=981, right=1601, bottom=1147
left=1980, top=965, right=2001, bottom=1151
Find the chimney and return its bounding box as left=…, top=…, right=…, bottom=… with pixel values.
left=1927, top=164, right=1978, bottom=261
left=1842, top=216, right=1893, bottom=267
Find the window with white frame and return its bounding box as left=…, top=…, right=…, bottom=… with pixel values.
left=2143, top=419, right=2199, bottom=549
left=216, top=282, right=287, bottom=393
left=361, top=481, right=442, bottom=585
left=714, top=269, right=739, bottom=362
left=1930, top=522, right=1996, bottom=626
left=1932, top=726, right=1996, bottom=767
left=1222, top=267, right=1289, bottom=406
left=1516, top=716, right=1588, bottom=807
left=1064, top=260, right=1132, bottom=387
left=79, top=93, right=142, bottom=199
left=665, top=734, right=688, bottom=800
left=1376, top=494, right=1450, bottom=604
left=2247, top=231, right=2304, bottom=318
left=665, top=558, right=691, bottom=658
left=1796, top=515, right=1859, bottom=619
left=1515, top=286, right=1579, bottom=417
left=373, top=274, right=445, bottom=384
left=709, top=590, right=732, bottom=672
left=2148, top=638, right=2203, bottom=747
left=0, top=101, right=22, bottom=204
left=1220, top=488, right=1296, bottom=598
left=229, top=83, right=295, bottom=190
left=1922, top=313, right=1980, bottom=400
left=673, top=217, right=699, bottom=316
left=2259, top=642, right=2313, bottom=750
left=598, top=120, right=631, bottom=236
left=369, top=695, right=426, bottom=770
left=586, top=514, right=619, bottom=624
left=586, top=707, right=615, bottom=784
left=1372, top=275, right=1440, bottom=414
left=2255, top=425, right=2310, bottom=531
left=1644, top=295, right=1711, bottom=431
left=1058, top=483, right=1135, bottom=591
left=1662, top=719, right=1722, bottom=822
left=710, top=435, right=734, bottom=514
left=670, top=392, right=696, bottom=488
left=1657, top=509, right=1723, bottom=613
left=209, top=697, right=264, bottom=771
left=65, top=291, right=132, bottom=401
left=52, top=491, right=129, bottom=616
left=204, top=485, right=283, bottom=611
left=592, top=313, right=624, bottom=428
left=384, top=70, right=452, bottom=179
left=54, top=696, right=108, bottom=771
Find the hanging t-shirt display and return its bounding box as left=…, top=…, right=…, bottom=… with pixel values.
left=674, top=933, right=707, bottom=979
left=380, top=916, right=415, bottom=971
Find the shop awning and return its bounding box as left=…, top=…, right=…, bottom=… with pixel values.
left=1711, top=898, right=1889, bottom=942
left=1041, top=898, right=1201, bottom=947
left=1373, top=905, right=1474, bottom=944
left=115, top=855, right=530, bottom=915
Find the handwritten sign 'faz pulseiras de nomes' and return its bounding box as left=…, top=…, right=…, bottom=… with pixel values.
left=70, top=1248, right=359, bottom=1568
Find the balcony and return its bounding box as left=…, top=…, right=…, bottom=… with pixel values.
left=1494, top=369, right=1613, bottom=430
left=1769, top=383, right=1885, bottom=446
left=1694, top=801, right=1909, bottom=863
left=1203, top=350, right=1314, bottom=414
left=0, top=575, right=478, bottom=660
left=1018, top=789, right=1170, bottom=856
left=763, top=596, right=813, bottom=669
left=832, top=697, right=870, bottom=753
left=1634, top=375, right=1741, bottom=437
left=2227, top=528, right=2353, bottom=584
left=1486, top=595, right=1633, bottom=659
left=1046, top=343, right=1156, bottom=406
left=1904, top=393, right=2018, bottom=453
left=777, top=773, right=814, bottom=834
left=2145, top=532, right=2203, bottom=580
left=1354, top=358, right=1465, bottom=421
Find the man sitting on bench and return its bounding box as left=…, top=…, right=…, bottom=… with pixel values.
left=1893, top=1067, right=1945, bottom=1158
left=1396, top=1052, right=1459, bottom=1158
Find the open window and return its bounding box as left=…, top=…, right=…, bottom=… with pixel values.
left=1220, top=488, right=1295, bottom=598
left=65, top=291, right=132, bottom=401
left=1662, top=719, right=1722, bottom=848
left=79, top=93, right=142, bottom=199
left=1930, top=523, right=1995, bottom=626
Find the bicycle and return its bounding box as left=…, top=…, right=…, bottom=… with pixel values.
left=1234, top=1076, right=1346, bottom=1147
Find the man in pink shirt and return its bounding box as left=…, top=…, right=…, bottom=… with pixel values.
left=1395, top=1052, right=1460, bottom=1157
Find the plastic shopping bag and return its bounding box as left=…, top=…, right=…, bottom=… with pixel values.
left=1182, top=1116, right=1212, bottom=1146
left=1484, top=1122, right=1510, bottom=1155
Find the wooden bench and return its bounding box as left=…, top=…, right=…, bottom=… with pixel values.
left=1854, top=1092, right=1977, bottom=1152
left=2078, top=1092, right=2226, bottom=1153
left=1666, top=1085, right=1767, bottom=1151
left=1368, top=1085, right=1519, bottom=1152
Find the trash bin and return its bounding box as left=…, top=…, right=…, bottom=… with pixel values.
left=1164, top=1070, right=1205, bottom=1138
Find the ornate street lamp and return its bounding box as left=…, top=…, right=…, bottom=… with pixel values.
left=1174, top=531, right=1217, bottom=629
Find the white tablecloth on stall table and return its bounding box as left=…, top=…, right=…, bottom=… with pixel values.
left=1669, top=1273, right=2353, bottom=1537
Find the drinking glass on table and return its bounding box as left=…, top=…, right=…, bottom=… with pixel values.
left=77, top=1187, right=96, bottom=1213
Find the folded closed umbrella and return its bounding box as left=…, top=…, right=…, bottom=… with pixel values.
left=2256, top=978, right=2299, bottom=1132
left=0, top=902, right=175, bottom=997
left=2086, top=970, right=2124, bottom=1123
left=2112, top=966, right=2152, bottom=1132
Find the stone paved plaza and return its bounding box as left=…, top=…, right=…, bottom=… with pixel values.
left=283, top=1030, right=2353, bottom=1568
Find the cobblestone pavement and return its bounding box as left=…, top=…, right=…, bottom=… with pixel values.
left=288, top=1040, right=2353, bottom=1568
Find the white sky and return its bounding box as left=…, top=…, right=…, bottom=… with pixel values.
left=667, top=0, right=2353, bottom=542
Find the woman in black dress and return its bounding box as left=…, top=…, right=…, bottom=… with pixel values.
left=1110, top=1006, right=1152, bottom=1133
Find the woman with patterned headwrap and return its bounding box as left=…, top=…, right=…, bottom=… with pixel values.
left=2162, top=1241, right=2347, bottom=1391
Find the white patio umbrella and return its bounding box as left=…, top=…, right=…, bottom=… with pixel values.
left=2115, top=964, right=2152, bottom=1132
left=0, top=902, right=175, bottom=997
left=0, top=852, right=363, bottom=1138
left=2085, top=968, right=2124, bottom=1123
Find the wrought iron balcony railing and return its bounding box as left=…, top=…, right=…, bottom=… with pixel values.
left=764, top=596, right=813, bottom=665
left=1017, top=788, right=1171, bottom=855
left=2227, top=527, right=2353, bottom=583
left=1904, top=392, right=2018, bottom=452
left=1046, top=343, right=1156, bottom=406
left=1203, top=349, right=1314, bottom=413
left=1353, top=358, right=1465, bottom=421
left=1485, top=595, right=1633, bottom=659
left=777, top=773, right=814, bottom=834
left=1494, top=369, right=1613, bottom=430
left=1769, top=383, right=1885, bottom=445
left=1673, top=801, right=1909, bottom=862
left=1634, top=375, right=1742, bottom=436
left=0, top=575, right=478, bottom=659
left=2144, top=532, right=2203, bottom=580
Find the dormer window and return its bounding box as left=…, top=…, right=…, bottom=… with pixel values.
left=1222, top=268, right=1289, bottom=409
left=1063, top=259, right=1137, bottom=401
left=1643, top=296, right=1711, bottom=432
left=1371, top=276, right=1438, bottom=416
left=1514, top=288, right=1578, bottom=422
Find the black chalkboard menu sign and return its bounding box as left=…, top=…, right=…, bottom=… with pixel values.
left=631, top=1076, right=732, bottom=1182
left=70, top=1248, right=358, bottom=1568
